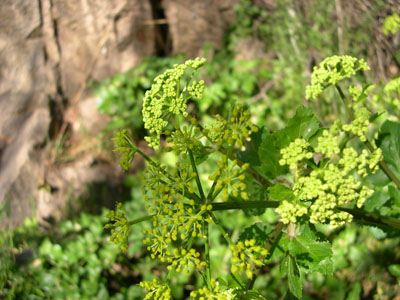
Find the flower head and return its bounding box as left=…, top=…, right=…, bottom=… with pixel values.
left=306, top=55, right=370, bottom=100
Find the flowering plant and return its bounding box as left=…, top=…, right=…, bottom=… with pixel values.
left=107, top=56, right=400, bottom=299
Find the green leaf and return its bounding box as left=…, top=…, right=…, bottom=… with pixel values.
left=239, top=223, right=274, bottom=245
left=388, top=264, right=400, bottom=278
left=268, top=184, right=294, bottom=201
left=238, top=106, right=319, bottom=180
left=275, top=105, right=320, bottom=146
left=377, top=120, right=400, bottom=180
left=346, top=282, right=361, bottom=300
left=289, top=235, right=333, bottom=275
left=282, top=255, right=302, bottom=299
left=363, top=189, right=390, bottom=212
left=237, top=290, right=267, bottom=300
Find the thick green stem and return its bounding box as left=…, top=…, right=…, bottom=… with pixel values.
left=188, top=149, right=206, bottom=201
left=204, top=221, right=212, bottom=288
left=337, top=207, right=400, bottom=230
left=128, top=214, right=156, bottom=226
left=213, top=201, right=400, bottom=231
left=335, top=84, right=354, bottom=120
left=211, top=201, right=279, bottom=211
left=209, top=212, right=234, bottom=247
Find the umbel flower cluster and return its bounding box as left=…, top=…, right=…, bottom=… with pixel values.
left=106, top=55, right=386, bottom=298
left=190, top=279, right=236, bottom=300
left=142, top=57, right=206, bottom=150
left=230, top=239, right=268, bottom=279
left=277, top=107, right=382, bottom=227
left=305, top=55, right=370, bottom=100
left=139, top=279, right=172, bottom=300
left=107, top=58, right=267, bottom=298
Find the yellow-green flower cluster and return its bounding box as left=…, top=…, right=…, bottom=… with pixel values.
left=139, top=279, right=172, bottom=300
left=166, top=124, right=203, bottom=155
left=275, top=200, right=308, bottom=224
left=306, top=56, right=370, bottom=100
left=348, top=85, right=362, bottom=102
left=203, top=104, right=258, bottom=148
left=314, top=130, right=340, bottom=158
left=141, top=161, right=213, bottom=272
left=383, top=13, right=400, bottom=35
left=104, top=203, right=129, bottom=251
left=230, top=239, right=268, bottom=279
left=166, top=248, right=207, bottom=274
left=209, top=158, right=249, bottom=201
left=383, top=77, right=400, bottom=109
left=279, top=139, right=313, bottom=174
left=113, top=129, right=137, bottom=171
left=142, top=58, right=206, bottom=150
left=342, top=107, right=371, bottom=141
left=203, top=115, right=227, bottom=145
left=278, top=119, right=382, bottom=227
left=190, top=279, right=236, bottom=300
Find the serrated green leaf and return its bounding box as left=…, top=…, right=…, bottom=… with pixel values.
left=238, top=126, right=286, bottom=180
left=239, top=223, right=274, bottom=245
left=274, top=105, right=320, bottom=148
left=389, top=185, right=400, bottom=207
left=238, top=106, right=319, bottom=180
left=377, top=120, right=400, bottom=180
left=268, top=184, right=294, bottom=201
left=283, top=255, right=302, bottom=299
left=289, top=235, right=333, bottom=275
left=289, top=236, right=332, bottom=262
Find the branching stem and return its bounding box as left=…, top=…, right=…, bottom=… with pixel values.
left=335, top=84, right=400, bottom=190
left=188, top=149, right=206, bottom=201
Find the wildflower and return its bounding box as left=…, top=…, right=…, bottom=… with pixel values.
left=209, top=157, right=249, bottom=201
left=277, top=119, right=382, bottom=227
left=306, top=55, right=370, bottom=100
left=342, top=107, right=371, bottom=141
left=190, top=278, right=236, bottom=300
left=113, top=129, right=137, bottom=170
left=230, top=239, right=268, bottom=279
left=104, top=203, right=129, bottom=251
left=142, top=58, right=207, bottom=150
left=139, top=279, right=172, bottom=300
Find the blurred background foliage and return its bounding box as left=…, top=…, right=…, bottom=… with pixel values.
left=2, top=0, right=400, bottom=299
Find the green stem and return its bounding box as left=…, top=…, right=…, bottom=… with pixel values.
left=204, top=221, right=212, bottom=288
left=206, top=174, right=221, bottom=202
left=209, top=212, right=234, bottom=247
left=364, top=140, right=400, bottom=190
left=189, top=149, right=206, bottom=201
left=335, top=84, right=354, bottom=120
left=128, top=214, right=156, bottom=226
left=337, top=207, right=400, bottom=230
left=135, top=148, right=202, bottom=204
left=198, top=122, right=272, bottom=189
left=211, top=201, right=279, bottom=211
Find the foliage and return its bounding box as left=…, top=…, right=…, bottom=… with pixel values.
left=107, top=55, right=400, bottom=299
left=383, top=13, right=400, bottom=35
left=0, top=210, right=145, bottom=299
